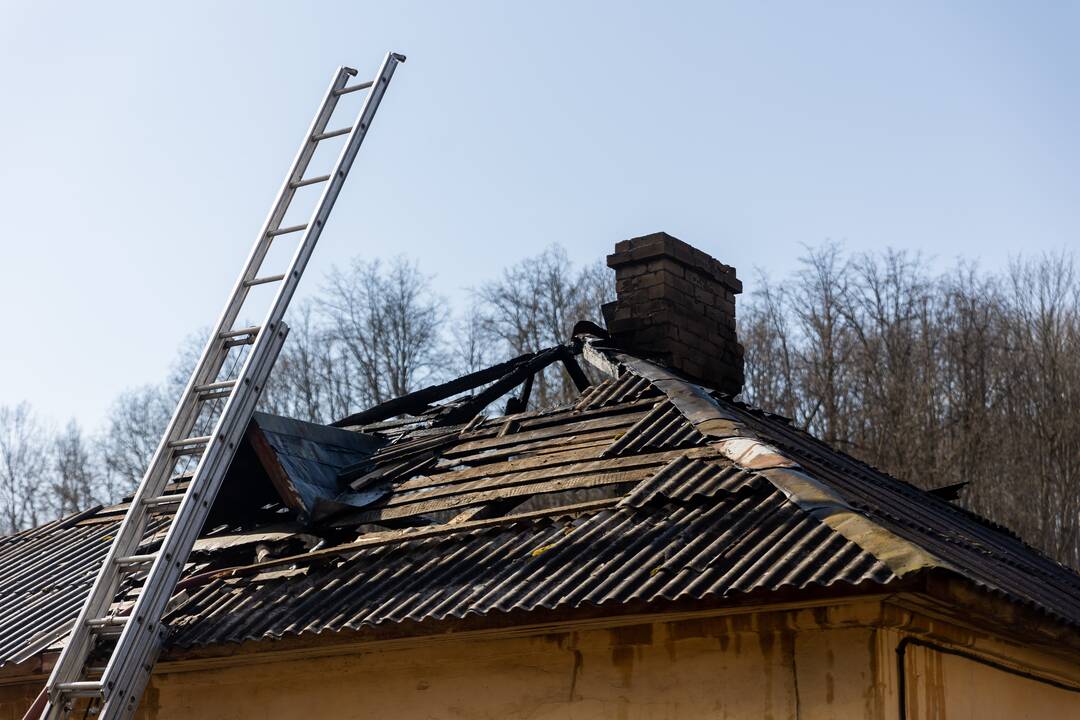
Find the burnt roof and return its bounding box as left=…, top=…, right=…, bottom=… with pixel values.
left=2, top=336, right=1080, bottom=666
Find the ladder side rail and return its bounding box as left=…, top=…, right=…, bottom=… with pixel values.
left=258, top=52, right=405, bottom=330
left=44, top=482, right=155, bottom=698
left=41, top=65, right=355, bottom=713
left=160, top=65, right=357, bottom=439
left=100, top=326, right=290, bottom=719
left=137, top=64, right=354, bottom=463
left=227, top=66, right=355, bottom=314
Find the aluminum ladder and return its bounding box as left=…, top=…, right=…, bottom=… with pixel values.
left=32, top=52, right=406, bottom=720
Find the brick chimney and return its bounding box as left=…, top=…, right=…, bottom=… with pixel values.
left=604, top=232, right=744, bottom=395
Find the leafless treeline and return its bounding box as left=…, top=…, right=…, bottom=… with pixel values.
left=4, top=242, right=1079, bottom=570
left=0, top=246, right=610, bottom=533
left=741, top=245, right=1080, bottom=567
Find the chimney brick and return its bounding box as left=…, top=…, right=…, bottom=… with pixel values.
left=606, top=232, right=743, bottom=395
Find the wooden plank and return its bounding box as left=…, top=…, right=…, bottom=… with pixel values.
left=406, top=444, right=713, bottom=492
left=442, top=427, right=624, bottom=468
left=397, top=444, right=708, bottom=496
left=195, top=498, right=621, bottom=585
left=385, top=451, right=693, bottom=506
left=355, top=469, right=652, bottom=521
left=513, top=396, right=657, bottom=431
left=448, top=410, right=649, bottom=456
left=521, top=437, right=614, bottom=458
left=369, top=430, right=461, bottom=466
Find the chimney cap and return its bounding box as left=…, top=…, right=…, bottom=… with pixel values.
left=607, top=231, right=742, bottom=293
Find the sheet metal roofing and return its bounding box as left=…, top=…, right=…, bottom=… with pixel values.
left=2, top=337, right=1080, bottom=667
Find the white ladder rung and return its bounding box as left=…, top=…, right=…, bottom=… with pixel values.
left=142, top=494, right=183, bottom=509
left=196, top=389, right=233, bottom=401
left=243, top=274, right=285, bottom=287
left=116, top=553, right=157, bottom=567
left=311, top=126, right=351, bottom=141
left=267, top=223, right=307, bottom=238
left=56, top=681, right=104, bottom=698
left=193, top=379, right=237, bottom=393
left=168, top=435, right=211, bottom=449
left=218, top=326, right=260, bottom=340
left=334, top=80, right=373, bottom=96
left=290, top=174, right=330, bottom=189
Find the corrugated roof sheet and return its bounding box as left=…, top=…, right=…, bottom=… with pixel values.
left=2, top=338, right=1080, bottom=667
left=0, top=511, right=172, bottom=667
left=717, top=398, right=1080, bottom=626
left=166, top=480, right=895, bottom=648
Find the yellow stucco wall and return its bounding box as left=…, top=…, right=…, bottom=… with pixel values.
left=873, top=626, right=1080, bottom=720
left=140, top=617, right=880, bottom=720
left=3, top=598, right=1080, bottom=720
left=903, top=642, right=1080, bottom=720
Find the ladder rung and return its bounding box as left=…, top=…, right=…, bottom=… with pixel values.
left=267, top=223, right=307, bottom=238
left=219, top=326, right=261, bottom=340
left=311, top=126, right=351, bottom=141
left=87, top=615, right=128, bottom=627
left=290, top=174, right=330, bottom=189
left=169, top=435, right=211, bottom=449
left=197, top=389, right=233, bottom=401
left=244, top=273, right=285, bottom=287
left=116, top=553, right=157, bottom=567
left=143, top=494, right=183, bottom=508
left=194, top=379, right=237, bottom=393
left=334, top=80, right=373, bottom=96
left=56, top=681, right=104, bottom=698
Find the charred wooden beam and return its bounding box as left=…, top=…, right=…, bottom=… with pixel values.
left=437, top=347, right=564, bottom=426
left=560, top=347, right=591, bottom=392
left=332, top=351, right=538, bottom=427
left=504, top=371, right=535, bottom=415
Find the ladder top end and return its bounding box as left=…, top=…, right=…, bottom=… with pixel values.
left=343, top=66, right=359, bottom=76
left=392, top=53, right=407, bottom=63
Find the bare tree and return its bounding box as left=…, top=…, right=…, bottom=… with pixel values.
left=451, top=303, right=498, bottom=376
left=742, top=244, right=1080, bottom=567
left=51, top=419, right=98, bottom=516
left=474, top=246, right=614, bottom=407
left=319, top=256, right=447, bottom=409
left=261, top=300, right=355, bottom=423
left=0, top=403, right=50, bottom=533
left=97, top=385, right=172, bottom=500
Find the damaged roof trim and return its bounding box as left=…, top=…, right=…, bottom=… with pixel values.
left=757, top=467, right=947, bottom=578
left=584, top=337, right=949, bottom=580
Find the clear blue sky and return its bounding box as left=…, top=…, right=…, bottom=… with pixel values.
left=1, top=1, right=1076, bottom=430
